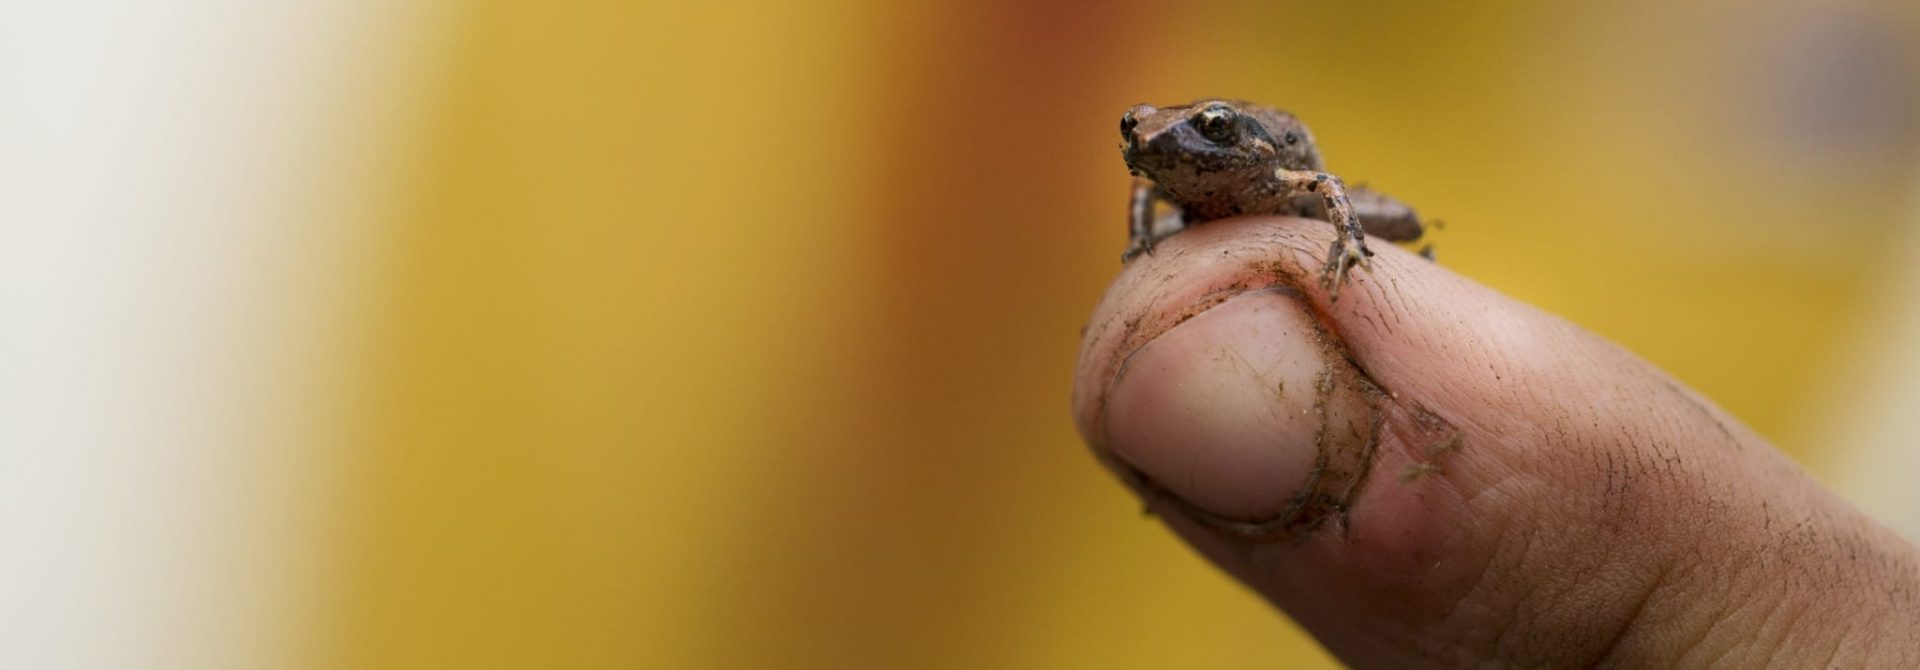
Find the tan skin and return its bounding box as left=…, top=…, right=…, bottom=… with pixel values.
left=1074, top=217, right=1920, bottom=667
left=1120, top=100, right=1426, bottom=300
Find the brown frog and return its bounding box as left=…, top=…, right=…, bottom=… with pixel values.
left=1120, top=100, right=1429, bottom=300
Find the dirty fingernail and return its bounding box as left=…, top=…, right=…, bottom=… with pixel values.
left=1104, top=288, right=1328, bottom=519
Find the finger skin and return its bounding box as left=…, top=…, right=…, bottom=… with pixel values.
left=1072, top=216, right=1920, bottom=667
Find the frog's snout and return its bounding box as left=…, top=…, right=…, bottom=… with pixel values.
left=1120, top=104, right=1159, bottom=153
left=1122, top=133, right=1173, bottom=176
left=1120, top=104, right=1155, bottom=141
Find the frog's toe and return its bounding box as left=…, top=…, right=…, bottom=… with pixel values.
left=1318, top=242, right=1345, bottom=288
left=1318, top=239, right=1370, bottom=300
left=1322, top=261, right=1350, bottom=301
left=1324, top=240, right=1367, bottom=272
left=1121, top=236, right=1156, bottom=263
left=1348, top=243, right=1372, bottom=270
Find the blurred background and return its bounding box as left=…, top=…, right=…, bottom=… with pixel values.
left=5, top=0, right=1919, bottom=667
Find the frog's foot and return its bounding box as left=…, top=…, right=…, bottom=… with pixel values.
left=1121, top=234, right=1156, bottom=263
left=1319, top=236, right=1373, bottom=301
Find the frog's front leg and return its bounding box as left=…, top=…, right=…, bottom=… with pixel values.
left=1276, top=170, right=1369, bottom=300
left=1122, top=178, right=1170, bottom=262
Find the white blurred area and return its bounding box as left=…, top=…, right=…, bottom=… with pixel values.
left=1757, top=0, right=1920, bottom=544
left=1818, top=187, right=1920, bottom=543
left=0, top=3, right=444, bottom=668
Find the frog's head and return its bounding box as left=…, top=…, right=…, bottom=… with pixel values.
left=1120, top=100, right=1323, bottom=201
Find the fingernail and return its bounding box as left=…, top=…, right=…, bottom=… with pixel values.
left=1104, top=288, right=1328, bottom=520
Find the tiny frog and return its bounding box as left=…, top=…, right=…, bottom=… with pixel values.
left=1119, top=100, right=1430, bottom=299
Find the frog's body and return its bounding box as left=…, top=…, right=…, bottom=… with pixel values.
left=1120, top=100, right=1429, bottom=299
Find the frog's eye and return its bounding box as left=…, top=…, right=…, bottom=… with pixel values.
left=1284, top=132, right=1299, bottom=145
left=1120, top=111, right=1138, bottom=139
left=1194, top=106, right=1238, bottom=143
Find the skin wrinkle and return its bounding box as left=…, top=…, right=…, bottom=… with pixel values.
left=1518, top=483, right=1655, bottom=663
left=1430, top=492, right=1523, bottom=648
left=1416, top=476, right=1555, bottom=661
left=1749, top=501, right=1905, bottom=664
left=1750, top=577, right=1814, bottom=667
left=1681, top=547, right=1767, bottom=667
left=1608, top=513, right=1684, bottom=647
left=1694, top=634, right=1743, bottom=669
left=1379, top=276, right=1408, bottom=335
left=1589, top=562, right=1671, bottom=668
left=1692, top=564, right=1788, bottom=667
left=1374, top=283, right=1400, bottom=337
left=1593, top=438, right=1608, bottom=501
left=1478, top=503, right=1546, bottom=663
left=1808, top=619, right=1849, bottom=670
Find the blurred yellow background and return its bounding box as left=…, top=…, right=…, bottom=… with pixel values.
left=6, top=1, right=1919, bottom=668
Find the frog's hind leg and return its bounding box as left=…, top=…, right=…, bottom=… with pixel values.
left=1348, top=187, right=1425, bottom=243
left=1292, top=186, right=1424, bottom=243
left=1122, top=178, right=1174, bottom=262
left=1277, top=170, right=1369, bottom=300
